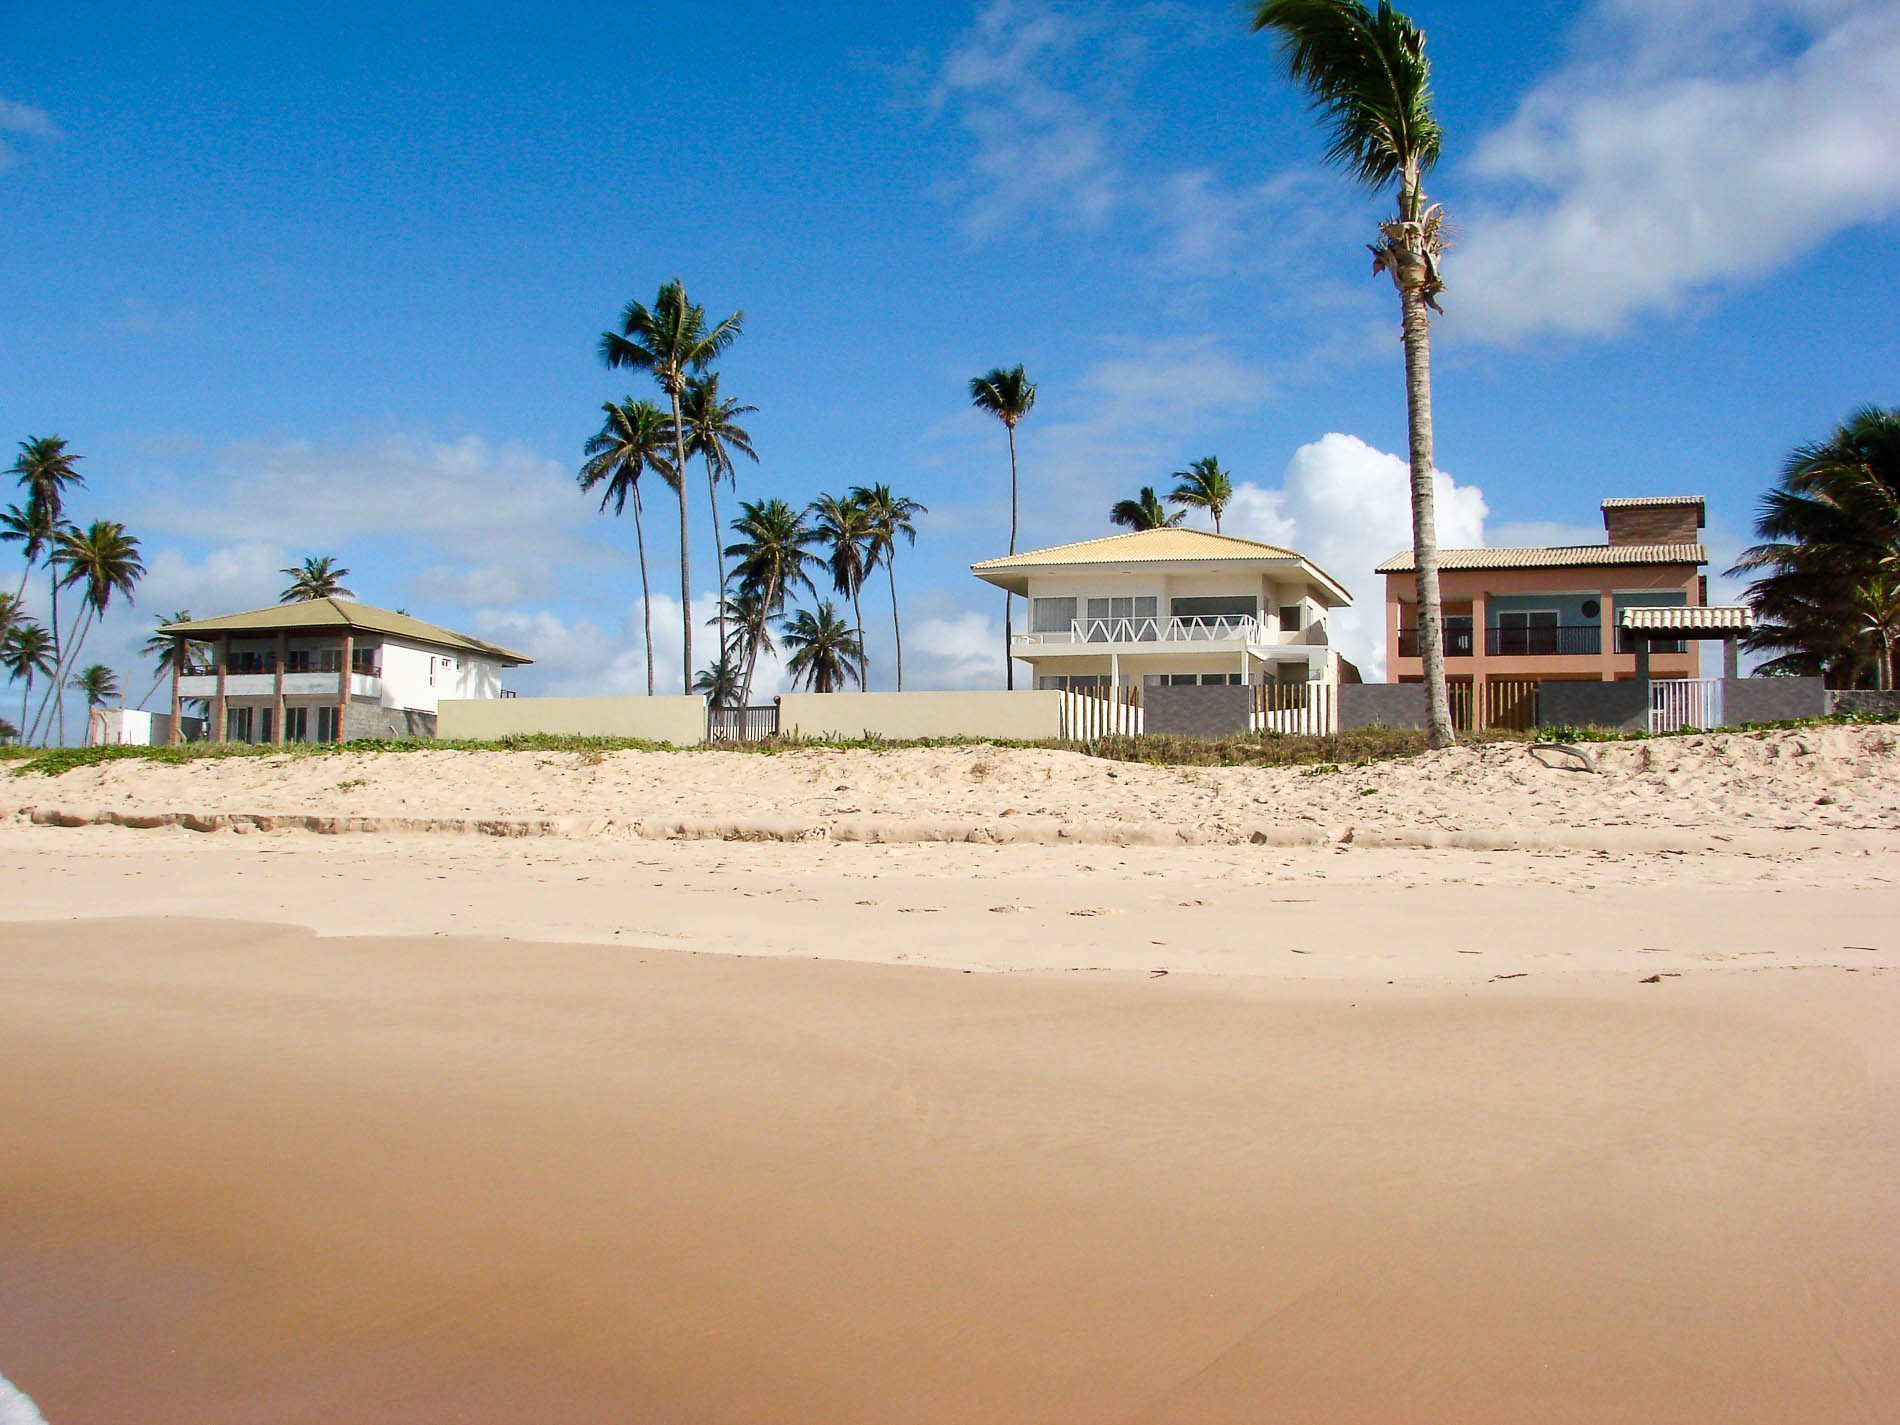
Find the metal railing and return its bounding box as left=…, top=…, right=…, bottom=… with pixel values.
left=1019, top=614, right=1267, bottom=645
left=1487, top=625, right=1602, bottom=656
left=708, top=704, right=779, bottom=742
left=1650, top=678, right=1722, bottom=733
left=1397, top=624, right=1475, bottom=658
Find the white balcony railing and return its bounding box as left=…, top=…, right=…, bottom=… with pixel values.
left=1017, top=615, right=1276, bottom=647
left=176, top=671, right=383, bottom=698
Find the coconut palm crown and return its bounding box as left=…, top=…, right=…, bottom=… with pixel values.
left=1109, top=487, right=1186, bottom=532
left=280, top=556, right=354, bottom=602
left=782, top=601, right=864, bottom=694
left=851, top=483, right=926, bottom=692
left=581, top=398, right=679, bottom=697
left=1252, top=0, right=1454, bottom=746
left=969, top=364, right=1038, bottom=688
left=1169, top=457, right=1234, bottom=532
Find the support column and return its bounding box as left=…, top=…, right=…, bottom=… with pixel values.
left=337, top=633, right=354, bottom=744
left=1600, top=592, right=1618, bottom=681
left=1635, top=635, right=1652, bottom=698
left=1722, top=638, right=1739, bottom=680
left=273, top=631, right=287, bottom=746
left=212, top=634, right=229, bottom=744
left=169, top=635, right=185, bottom=747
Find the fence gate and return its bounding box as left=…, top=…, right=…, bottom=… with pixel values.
left=1484, top=679, right=1541, bottom=731
left=1650, top=678, right=1722, bottom=733
left=707, top=704, right=779, bottom=743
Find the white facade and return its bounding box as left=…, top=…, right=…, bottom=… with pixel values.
left=176, top=635, right=509, bottom=716
left=973, top=529, right=1353, bottom=692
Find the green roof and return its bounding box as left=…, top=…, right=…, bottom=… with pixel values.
left=160, top=599, right=532, bottom=664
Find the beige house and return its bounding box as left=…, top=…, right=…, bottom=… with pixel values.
left=971, top=528, right=1353, bottom=691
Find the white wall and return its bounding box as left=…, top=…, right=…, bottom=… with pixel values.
left=436, top=695, right=706, bottom=745
left=376, top=639, right=506, bottom=714
left=777, top=690, right=1063, bottom=741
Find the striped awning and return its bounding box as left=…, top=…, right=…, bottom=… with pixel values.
left=1618, top=605, right=1753, bottom=638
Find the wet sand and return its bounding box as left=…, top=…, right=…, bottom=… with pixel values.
left=4, top=911, right=1898, bottom=1423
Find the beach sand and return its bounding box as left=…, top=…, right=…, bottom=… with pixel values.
left=3, top=730, right=1898, bottom=1421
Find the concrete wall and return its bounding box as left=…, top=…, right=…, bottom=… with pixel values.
left=1725, top=676, right=1826, bottom=724
left=1538, top=680, right=1649, bottom=731
left=436, top=695, right=707, bottom=745
left=777, top=690, right=1062, bottom=742
left=1831, top=689, right=1900, bottom=716
left=1339, top=683, right=1429, bottom=730
left=344, top=699, right=437, bottom=741
left=1144, top=684, right=1251, bottom=736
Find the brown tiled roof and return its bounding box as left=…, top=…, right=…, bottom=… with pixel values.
left=1619, top=604, right=1752, bottom=633
left=1599, top=496, right=1705, bottom=510
left=1376, top=543, right=1707, bottom=574
left=161, top=599, right=533, bottom=664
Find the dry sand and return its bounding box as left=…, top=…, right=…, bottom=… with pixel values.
left=3, top=728, right=1899, bottom=1422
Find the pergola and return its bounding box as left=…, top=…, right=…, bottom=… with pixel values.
left=1618, top=604, right=1755, bottom=687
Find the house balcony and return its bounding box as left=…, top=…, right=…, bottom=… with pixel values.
left=1012, top=615, right=1319, bottom=657
left=177, top=672, right=384, bottom=699
left=1398, top=625, right=1607, bottom=658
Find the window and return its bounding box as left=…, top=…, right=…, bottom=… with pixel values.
left=1171, top=596, right=1256, bottom=619
left=316, top=706, right=338, bottom=742
left=351, top=646, right=378, bottom=675
left=1279, top=605, right=1303, bottom=632
left=260, top=709, right=274, bottom=744
left=284, top=707, right=308, bottom=742
left=1496, top=609, right=1559, bottom=655
left=1083, top=596, right=1158, bottom=639
left=226, top=707, right=254, bottom=742
left=1031, top=597, right=1077, bottom=633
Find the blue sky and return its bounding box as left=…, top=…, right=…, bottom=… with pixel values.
left=3, top=0, right=1897, bottom=719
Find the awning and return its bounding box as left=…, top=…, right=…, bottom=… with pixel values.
left=1618, top=605, right=1753, bottom=639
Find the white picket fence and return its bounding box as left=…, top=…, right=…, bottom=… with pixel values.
left=1251, top=683, right=1337, bottom=736
left=1650, top=677, right=1723, bottom=733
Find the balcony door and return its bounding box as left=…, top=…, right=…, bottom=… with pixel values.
left=1084, top=596, right=1157, bottom=641
left=1496, top=610, right=1558, bottom=656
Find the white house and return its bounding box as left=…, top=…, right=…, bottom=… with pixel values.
left=164, top=599, right=531, bottom=744
left=971, top=528, right=1354, bottom=691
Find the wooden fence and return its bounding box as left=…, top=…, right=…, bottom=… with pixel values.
left=1059, top=685, right=1144, bottom=739
left=1448, top=679, right=1541, bottom=733
left=1251, top=683, right=1337, bottom=736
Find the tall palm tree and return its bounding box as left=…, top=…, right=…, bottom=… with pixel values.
left=725, top=498, right=821, bottom=707
left=2, top=621, right=55, bottom=742
left=33, top=520, right=143, bottom=744
left=580, top=398, right=679, bottom=696
left=138, top=609, right=199, bottom=709
left=70, top=662, right=121, bottom=709
left=969, top=364, right=1037, bottom=689
left=692, top=654, right=743, bottom=708
left=851, top=484, right=926, bottom=692
left=1109, top=487, right=1186, bottom=531
left=716, top=586, right=777, bottom=701
left=0, top=591, right=21, bottom=641
left=782, top=601, right=864, bottom=694
left=280, top=556, right=354, bottom=602
left=2, top=498, right=55, bottom=603
left=10, top=437, right=85, bottom=710
left=1730, top=405, right=1900, bottom=685
left=600, top=280, right=744, bottom=693
left=809, top=491, right=877, bottom=686
left=680, top=372, right=759, bottom=663
left=1852, top=571, right=1900, bottom=692
left=1169, top=456, right=1234, bottom=532
left=1252, top=0, right=1454, bottom=746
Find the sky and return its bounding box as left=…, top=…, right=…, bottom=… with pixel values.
left=3, top=0, right=1897, bottom=727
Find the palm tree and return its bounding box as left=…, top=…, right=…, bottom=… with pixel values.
left=782, top=601, right=864, bottom=693
left=1852, top=571, right=1900, bottom=691
left=580, top=398, right=679, bottom=696
left=1252, top=0, right=1454, bottom=746
left=1729, top=406, right=1900, bottom=685
left=716, top=586, right=777, bottom=702
left=2, top=621, right=54, bottom=741
left=0, top=717, right=16, bottom=745
left=693, top=654, right=743, bottom=708
left=809, top=491, right=877, bottom=686
left=0, top=591, right=21, bottom=641
left=138, top=609, right=201, bottom=709
left=680, top=372, right=759, bottom=663
left=725, top=498, right=821, bottom=707
left=9, top=437, right=85, bottom=713
left=70, top=662, right=121, bottom=709
left=280, top=556, right=354, bottom=602
left=1, top=498, right=55, bottom=603
left=33, top=520, right=143, bottom=744
left=1169, top=456, right=1234, bottom=532
left=600, top=280, right=744, bottom=693
left=851, top=484, right=926, bottom=692
left=1110, top=486, right=1186, bottom=531
left=969, top=364, right=1037, bottom=689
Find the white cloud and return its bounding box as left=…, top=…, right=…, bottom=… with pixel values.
left=1487, top=519, right=1603, bottom=549
left=1226, top=433, right=1488, bottom=679
left=0, top=98, right=57, bottom=167
left=1451, top=0, right=1900, bottom=342
left=907, top=609, right=1008, bottom=691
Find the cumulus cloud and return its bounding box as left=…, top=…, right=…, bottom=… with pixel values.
left=906, top=609, right=1008, bottom=691
left=1451, top=0, right=1900, bottom=342
left=1225, top=433, right=1488, bottom=679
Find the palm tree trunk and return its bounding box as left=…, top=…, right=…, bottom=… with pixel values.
left=852, top=588, right=867, bottom=688
left=1399, top=283, right=1453, bottom=748
left=706, top=456, right=727, bottom=675
left=669, top=388, right=693, bottom=695
left=634, top=487, right=655, bottom=698
left=47, top=570, right=63, bottom=745
left=1005, top=423, right=1019, bottom=691
left=886, top=557, right=903, bottom=693
left=738, top=570, right=778, bottom=710
left=32, top=600, right=93, bottom=745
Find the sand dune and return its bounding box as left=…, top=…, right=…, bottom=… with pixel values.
left=6, top=725, right=1899, bottom=849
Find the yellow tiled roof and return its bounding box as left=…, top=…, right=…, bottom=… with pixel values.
left=160, top=599, right=532, bottom=664
left=972, top=528, right=1351, bottom=602
left=1377, top=543, right=1707, bottom=573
